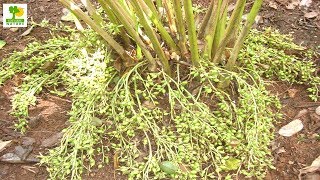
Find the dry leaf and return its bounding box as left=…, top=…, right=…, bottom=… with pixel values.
left=39, top=6, right=45, bottom=12
left=300, top=0, right=312, bottom=7
left=170, top=52, right=180, bottom=61
left=0, top=140, right=12, bottom=153
left=310, top=156, right=320, bottom=167
left=316, top=106, right=320, bottom=115
left=20, top=26, right=34, bottom=36
left=41, top=61, right=57, bottom=71
left=197, top=39, right=205, bottom=50
left=286, top=0, right=300, bottom=10
left=316, top=21, right=320, bottom=29
left=179, top=163, right=190, bottom=173
left=275, top=0, right=287, bottom=5
left=21, top=166, right=38, bottom=174
left=62, top=8, right=69, bottom=15
left=288, top=89, right=299, bottom=98
left=255, top=15, right=263, bottom=24
left=113, top=151, right=119, bottom=170
left=74, top=17, right=84, bottom=31
left=299, top=155, right=320, bottom=180
left=286, top=3, right=297, bottom=9
left=304, top=11, right=318, bottom=19
left=286, top=4, right=295, bottom=9
left=10, top=28, right=19, bottom=32
left=228, top=4, right=236, bottom=12
left=276, top=147, right=286, bottom=154
left=304, top=173, right=320, bottom=180
left=0, top=153, right=22, bottom=163
left=12, top=74, right=24, bottom=86
left=294, top=109, right=309, bottom=119
left=289, top=160, right=294, bottom=165
left=191, top=86, right=201, bottom=96
left=230, top=139, right=240, bottom=147
left=271, top=141, right=280, bottom=151
left=279, top=119, right=304, bottom=137
left=269, top=1, right=278, bottom=9
left=113, top=57, right=122, bottom=72
left=142, top=101, right=156, bottom=110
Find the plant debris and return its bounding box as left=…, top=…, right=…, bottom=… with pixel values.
left=0, top=140, right=12, bottom=153
left=304, top=11, right=319, bottom=19
left=316, top=106, right=320, bottom=115
left=41, top=132, right=63, bottom=148
left=299, top=155, right=320, bottom=179
left=279, top=119, right=304, bottom=137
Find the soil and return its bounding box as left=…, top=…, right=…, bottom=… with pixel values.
left=0, top=0, right=319, bottom=179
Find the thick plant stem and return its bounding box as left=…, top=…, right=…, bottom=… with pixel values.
left=156, top=0, right=162, bottom=10
left=226, top=2, right=246, bottom=48
left=98, top=0, right=130, bottom=47
left=104, top=0, right=157, bottom=69
left=213, top=0, right=246, bottom=64
left=219, top=0, right=263, bottom=89
left=99, top=0, right=136, bottom=48
left=137, top=0, right=179, bottom=53
left=131, top=0, right=172, bottom=75
left=163, top=0, right=177, bottom=34
left=173, top=0, right=187, bottom=55
left=211, top=0, right=229, bottom=58
left=105, top=0, right=135, bottom=29
left=80, top=0, right=104, bottom=25
left=203, top=0, right=220, bottom=59
left=59, top=0, right=134, bottom=63
left=143, top=0, right=160, bottom=19
left=98, top=1, right=118, bottom=24
left=198, top=0, right=214, bottom=39
left=226, top=0, right=264, bottom=70
left=183, top=0, right=200, bottom=66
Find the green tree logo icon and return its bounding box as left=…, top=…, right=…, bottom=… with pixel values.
left=9, top=6, right=20, bottom=20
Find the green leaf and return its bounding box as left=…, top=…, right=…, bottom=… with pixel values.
left=224, top=158, right=241, bottom=171
left=91, top=117, right=103, bottom=126
left=159, top=161, right=178, bottom=174
left=0, top=40, right=6, bottom=49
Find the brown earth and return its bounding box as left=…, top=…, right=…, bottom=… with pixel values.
left=0, top=0, right=319, bottom=179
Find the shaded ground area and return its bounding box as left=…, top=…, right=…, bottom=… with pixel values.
left=0, top=79, right=70, bottom=179
left=266, top=84, right=320, bottom=179
left=0, top=0, right=319, bottom=179
left=259, top=0, right=319, bottom=48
